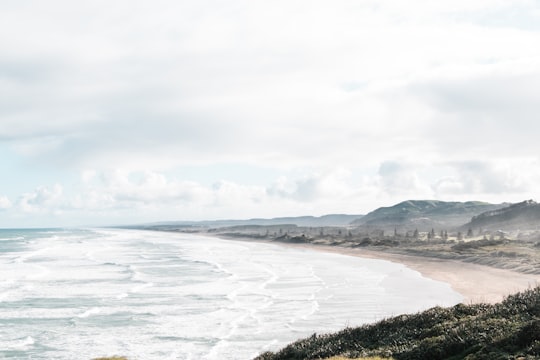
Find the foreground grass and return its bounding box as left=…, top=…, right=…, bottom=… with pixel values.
left=255, top=287, right=540, bottom=360
left=326, top=357, right=393, bottom=360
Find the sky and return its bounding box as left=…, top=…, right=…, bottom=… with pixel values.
left=1, top=0, right=540, bottom=227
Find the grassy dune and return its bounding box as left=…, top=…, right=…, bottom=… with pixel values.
left=326, top=357, right=393, bottom=360
left=255, top=287, right=540, bottom=360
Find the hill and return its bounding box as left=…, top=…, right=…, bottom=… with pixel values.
left=351, top=200, right=506, bottom=231
left=255, top=286, right=540, bottom=360
left=462, top=199, right=540, bottom=232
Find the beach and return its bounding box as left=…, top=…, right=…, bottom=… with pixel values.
left=3, top=227, right=537, bottom=359
left=250, top=240, right=540, bottom=305
left=0, top=228, right=466, bottom=359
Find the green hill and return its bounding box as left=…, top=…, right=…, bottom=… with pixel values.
left=255, top=287, right=540, bottom=360
left=462, top=200, right=540, bottom=232
left=351, top=200, right=506, bottom=231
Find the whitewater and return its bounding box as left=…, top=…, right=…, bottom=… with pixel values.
left=0, top=228, right=462, bottom=359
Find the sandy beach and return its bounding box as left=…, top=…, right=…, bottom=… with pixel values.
left=236, top=239, right=540, bottom=305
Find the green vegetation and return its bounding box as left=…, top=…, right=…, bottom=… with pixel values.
left=466, top=200, right=540, bottom=231
left=255, top=287, right=540, bottom=360
left=325, top=357, right=393, bottom=360
left=451, top=238, right=505, bottom=251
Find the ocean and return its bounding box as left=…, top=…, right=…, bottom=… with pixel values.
left=0, top=228, right=462, bottom=359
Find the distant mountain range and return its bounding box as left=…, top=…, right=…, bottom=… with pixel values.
left=130, top=199, right=540, bottom=232
left=136, top=214, right=363, bottom=229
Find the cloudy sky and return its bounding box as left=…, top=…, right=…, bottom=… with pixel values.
left=1, top=0, right=540, bottom=227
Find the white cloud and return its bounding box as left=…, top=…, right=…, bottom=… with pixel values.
left=212, top=180, right=266, bottom=207
left=377, top=161, right=433, bottom=197
left=1, top=0, right=539, bottom=172
left=3, top=158, right=540, bottom=227
left=17, top=185, right=63, bottom=213
left=1, top=1, right=540, bottom=226
left=0, top=195, right=12, bottom=210
left=76, top=170, right=214, bottom=209
left=432, top=159, right=540, bottom=198
left=432, top=177, right=466, bottom=195
left=267, top=169, right=354, bottom=202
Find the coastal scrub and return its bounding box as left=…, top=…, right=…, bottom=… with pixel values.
left=256, top=287, right=540, bottom=359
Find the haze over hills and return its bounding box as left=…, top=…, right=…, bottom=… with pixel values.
left=462, top=199, right=540, bottom=232
left=134, top=214, right=363, bottom=229
left=125, top=199, right=540, bottom=235
left=351, top=200, right=508, bottom=231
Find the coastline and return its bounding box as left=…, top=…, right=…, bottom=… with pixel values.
left=218, top=236, right=539, bottom=304
left=294, top=243, right=539, bottom=304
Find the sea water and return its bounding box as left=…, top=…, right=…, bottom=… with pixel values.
left=0, top=228, right=462, bottom=359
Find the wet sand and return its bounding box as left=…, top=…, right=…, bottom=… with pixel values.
left=218, top=235, right=540, bottom=304
left=276, top=242, right=539, bottom=304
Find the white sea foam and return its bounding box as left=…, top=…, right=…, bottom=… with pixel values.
left=0, top=236, right=24, bottom=241
left=0, top=228, right=463, bottom=359
left=9, top=336, right=35, bottom=350
left=77, top=307, right=102, bottom=318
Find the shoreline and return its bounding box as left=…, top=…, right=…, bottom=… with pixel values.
left=218, top=235, right=539, bottom=304
left=292, top=243, right=539, bottom=304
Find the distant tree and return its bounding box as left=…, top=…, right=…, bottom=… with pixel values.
left=444, top=230, right=448, bottom=240
left=338, top=229, right=342, bottom=236
left=440, top=230, right=444, bottom=238
left=431, top=228, right=435, bottom=238
left=348, top=230, right=352, bottom=238
left=320, top=228, right=324, bottom=236
left=279, top=228, right=283, bottom=235
left=394, top=228, right=398, bottom=237
left=457, top=231, right=463, bottom=241
left=467, top=228, right=474, bottom=238
left=413, top=229, right=419, bottom=239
